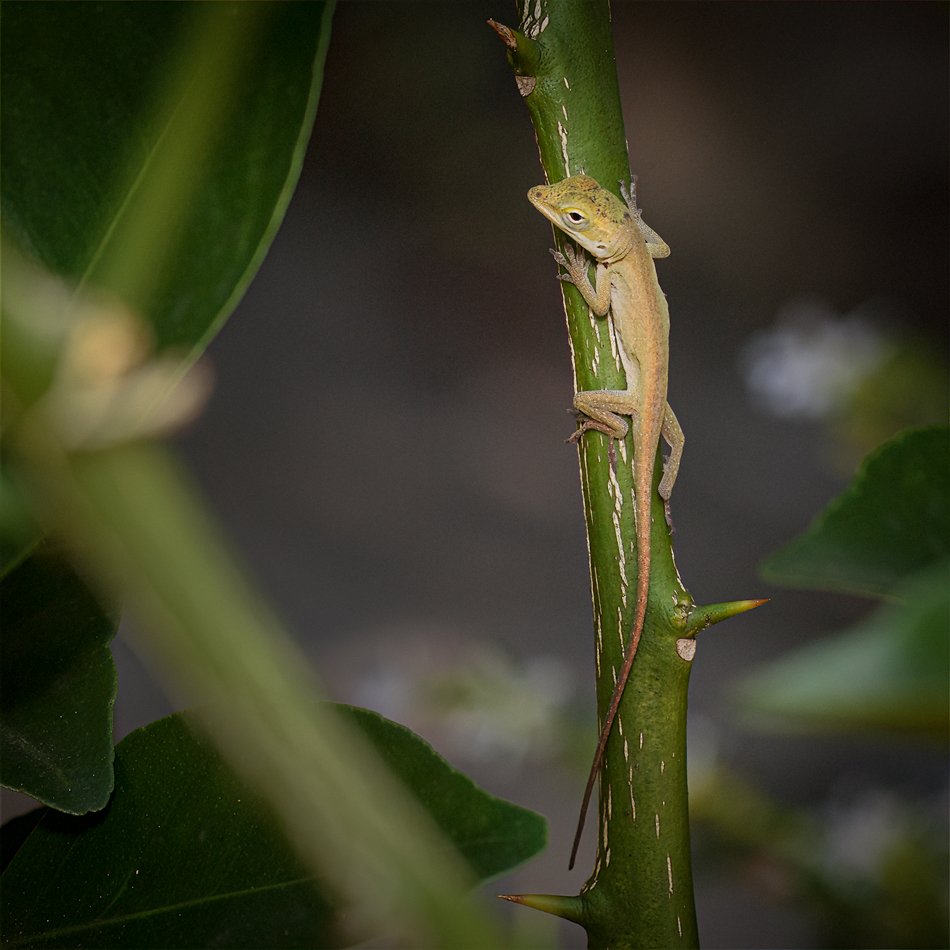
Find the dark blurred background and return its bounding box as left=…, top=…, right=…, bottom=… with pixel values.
left=13, top=4, right=950, bottom=947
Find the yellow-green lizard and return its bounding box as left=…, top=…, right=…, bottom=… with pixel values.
left=528, top=174, right=684, bottom=868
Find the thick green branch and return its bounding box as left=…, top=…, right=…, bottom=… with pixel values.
left=495, top=2, right=698, bottom=946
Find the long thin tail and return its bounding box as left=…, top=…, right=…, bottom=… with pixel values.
left=569, top=461, right=653, bottom=870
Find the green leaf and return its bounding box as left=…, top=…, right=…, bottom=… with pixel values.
left=345, top=705, right=546, bottom=881
left=0, top=547, right=117, bottom=813
left=0, top=811, right=44, bottom=876
left=0, top=466, right=41, bottom=577
left=762, top=425, right=950, bottom=598
left=737, top=563, right=950, bottom=737
left=1, top=0, right=332, bottom=356
left=1, top=709, right=546, bottom=949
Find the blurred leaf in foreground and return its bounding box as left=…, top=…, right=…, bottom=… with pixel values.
left=1, top=708, right=546, bottom=948
left=0, top=547, right=117, bottom=812
left=1, top=0, right=331, bottom=363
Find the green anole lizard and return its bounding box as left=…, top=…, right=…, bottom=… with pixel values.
left=528, top=174, right=684, bottom=869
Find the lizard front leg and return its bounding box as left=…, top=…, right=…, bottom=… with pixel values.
left=621, top=179, right=671, bottom=259
left=551, top=244, right=619, bottom=441
left=550, top=245, right=611, bottom=315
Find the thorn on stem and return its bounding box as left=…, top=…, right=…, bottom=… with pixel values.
left=684, top=598, right=769, bottom=637
left=486, top=18, right=540, bottom=87
left=497, top=892, right=586, bottom=924
left=486, top=18, right=517, bottom=51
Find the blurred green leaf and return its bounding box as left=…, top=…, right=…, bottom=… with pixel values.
left=0, top=467, right=41, bottom=576
left=346, top=705, right=546, bottom=880
left=738, top=563, right=949, bottom=737
left=0, top=0, right=331, bottom=356
left=834, top=342, right=950, bottom=468
left=0, top=547, right=117, bottom=813
left=692, top=768, right=949, bottom=949
left=1, top=709, right=546, bottom=948
left=763, top=425, right=949, bottom=598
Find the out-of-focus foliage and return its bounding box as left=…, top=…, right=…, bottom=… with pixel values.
left=0, top=548, right=117, bottom=812
left=0, top=3, right=544, bottom=946
left=692, top=769, right=949, bottom=950
left=2, top=710, right=546, bottom=948
left=747, top=425, right=948, bottom=735
left=706, top=424, right=950, bottom=948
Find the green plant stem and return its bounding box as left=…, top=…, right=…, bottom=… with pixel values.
left=497, top=1, right=700, bottom=945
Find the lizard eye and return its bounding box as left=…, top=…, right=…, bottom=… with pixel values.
left=562, top=209, right=588, bottom=228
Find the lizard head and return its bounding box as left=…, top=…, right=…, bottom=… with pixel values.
left=528, top=175, right=634, bottom=263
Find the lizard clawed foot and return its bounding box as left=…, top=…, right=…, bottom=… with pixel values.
left=620, top=175, right=640, bottom=215
left=565, top=412, right=621, bottom=447
left=659, top=469, right=675, bottom=530
left=549, top=249, right=576, bottom=285
left=566, top=420, right=594, bottom=444
left=565, top=408, right=591, bottom=444
left=550, top=244, right=588, bottom=286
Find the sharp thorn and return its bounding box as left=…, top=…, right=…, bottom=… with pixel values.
left=496, top=893, right=585, bottom=924
left=486, top=18, right=518, bottom=50
left=485, top=19, right=541, bottom=74
left=685, top=598, right=769, bottom=637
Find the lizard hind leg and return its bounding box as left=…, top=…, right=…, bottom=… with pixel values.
left=566, top=416, right=624, bottom=445
left=571, top=389, right=636, bottom=443
left=658, top=403, right=684, bottom=501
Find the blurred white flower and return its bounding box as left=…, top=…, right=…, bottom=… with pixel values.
left=741, top=297, right=890, bottom=418
left=820, top=790, right=907, bottom=878
left=345, top=625, right=575, bottom=766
